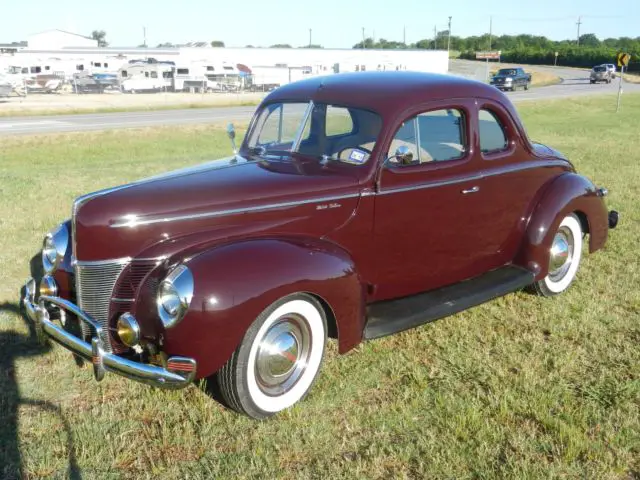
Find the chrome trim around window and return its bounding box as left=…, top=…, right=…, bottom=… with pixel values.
left=109, top=192, right=361, bottom=228
left=291, top=100, right=314, bottom=152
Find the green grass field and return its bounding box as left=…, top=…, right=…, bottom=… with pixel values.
left=1, top=94, right=639, bottom=479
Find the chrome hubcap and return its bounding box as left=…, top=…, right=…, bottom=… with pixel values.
left=255, top=314, right=311, bottom=396
left=549, top=226, right=574, bottom=281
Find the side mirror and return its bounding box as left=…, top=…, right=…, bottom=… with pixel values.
left=226, top=123, right=236, bottom=140
left=226, top=123, right=237, bottom=155
left=386, top=145, right=414, bottom=166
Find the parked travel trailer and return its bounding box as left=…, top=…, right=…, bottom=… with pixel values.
left=173, top=61, right=242, bottom=92
left=119, top=61, right=174, bottom=93
left=243, top=65, right=312, bottom=91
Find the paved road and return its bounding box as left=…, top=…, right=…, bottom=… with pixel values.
left=1, top=65, right=638, bottom=136
left=0, top=106, right=257, bottom=136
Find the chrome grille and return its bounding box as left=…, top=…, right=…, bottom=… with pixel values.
left=75, top=259, right=129, bottom=352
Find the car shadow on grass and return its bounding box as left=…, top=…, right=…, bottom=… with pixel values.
left=0, top=286, right=82, bottom=478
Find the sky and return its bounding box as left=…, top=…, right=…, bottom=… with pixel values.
left=0, top=0, right=638, bottom=48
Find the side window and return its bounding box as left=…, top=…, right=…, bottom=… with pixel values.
left=388, top=108, right=466, bottom=164
left=258, top=103, right=309, bottom=145
left=325, top=106, right=353, bottom=136
left=479, top=109, right=508, bottom=154
left=150, top=71, right=158, bottom=78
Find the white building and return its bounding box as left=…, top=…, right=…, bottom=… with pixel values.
left=27, top=29, right=97, bottom=50
left=2, top=29, right=450, bottom=88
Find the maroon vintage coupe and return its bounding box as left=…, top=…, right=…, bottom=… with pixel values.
left=23, top=71, right=618, bottom=419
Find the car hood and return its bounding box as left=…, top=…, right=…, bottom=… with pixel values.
left=74, top=154, right=363, bottom=261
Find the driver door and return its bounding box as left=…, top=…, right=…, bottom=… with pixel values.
left=372, top=100, right=496, bottom=301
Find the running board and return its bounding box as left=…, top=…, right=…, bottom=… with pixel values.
left=364, top=265, right=534, bottom=340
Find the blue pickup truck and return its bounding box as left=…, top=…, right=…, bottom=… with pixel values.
left=490, top=67, right=532, bottom=91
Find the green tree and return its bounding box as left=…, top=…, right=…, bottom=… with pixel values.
left=211, top=40, right=225, bottom=47
left=91, top=30, right=108, bottom=47
left=579, top=33, right=600, bottom=47
left=270, top=44, right=292, bottom=48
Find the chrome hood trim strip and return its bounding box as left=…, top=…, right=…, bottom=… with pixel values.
left=110, top=193, right=361, bottom=228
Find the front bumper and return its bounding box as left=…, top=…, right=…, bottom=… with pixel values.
left=22, top=278, right=196, bottom=389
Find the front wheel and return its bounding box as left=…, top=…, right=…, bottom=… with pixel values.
left=217, top=293, right=327, bottom=419
left=532, top=213, right=583, bottom=297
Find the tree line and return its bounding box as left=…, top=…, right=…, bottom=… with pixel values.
left=352, top=33, right=639, bottom=71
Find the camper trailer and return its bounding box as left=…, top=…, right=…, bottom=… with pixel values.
left=173, top=61, right=242, bottom=92
left=119, top=61, right=174, bottom=93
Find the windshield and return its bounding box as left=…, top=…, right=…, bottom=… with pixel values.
left=593, top=66, right=606, bottom=72
left=497, top=69, right=517, bottom=76
left=246, top=101, right=383, bottom=164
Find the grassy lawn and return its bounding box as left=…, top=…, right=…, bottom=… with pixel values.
left=1, top=94, right=639, bottom=479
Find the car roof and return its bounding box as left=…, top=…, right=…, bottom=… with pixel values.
left=262, top=71, right=506, bottom=117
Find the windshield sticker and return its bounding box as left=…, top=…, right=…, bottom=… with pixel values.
left=348, top=149, right=367, bottom=164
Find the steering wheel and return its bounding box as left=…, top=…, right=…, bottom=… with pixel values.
left=336, top=146, right=373, bottom=161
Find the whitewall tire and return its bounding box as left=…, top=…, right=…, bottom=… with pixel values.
left=217, top=293, right=327, bottom=419
left=533, top=213, right=583, bottom=297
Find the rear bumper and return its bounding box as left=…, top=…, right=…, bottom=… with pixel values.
left=22, top=278, right=196, bottom=389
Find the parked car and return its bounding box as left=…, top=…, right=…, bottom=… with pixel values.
left=490, top=67, right=532, bottom=91
left=590, top=65, right=613, bottom=84
left=23, top=71, right=619, bottom=419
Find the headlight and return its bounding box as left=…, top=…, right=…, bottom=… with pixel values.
left=157, top=264, right=194, bottom=328
left=42, top=223, right=69, bottom=274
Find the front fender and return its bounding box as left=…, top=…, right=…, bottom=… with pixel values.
left=516, top=172, right=609, bottom=279
left=164, top=237, right=365, bottom=379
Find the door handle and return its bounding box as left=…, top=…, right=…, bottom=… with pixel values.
left=461, top=186, right=480, bottom=194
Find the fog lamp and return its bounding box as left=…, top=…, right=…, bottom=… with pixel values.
left=117, top=313, right=141, bottom=347
left=39, top=275, right=58, bottom=297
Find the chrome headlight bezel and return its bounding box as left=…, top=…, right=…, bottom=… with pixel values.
left=157, top=265, right=194, bottom=329
left=42, top=223, right=69, bottom=274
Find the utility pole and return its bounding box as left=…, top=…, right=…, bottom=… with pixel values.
left=447, top=16, right=452, bottom=56
left=143, top=26, right=147, bottom=48
left=362, top=27, right=365, bottom=49
left=403, top=25, right=406, bottom=45
left=489, top=16, right=493, bottom=50
left=576, top=16, right=582, bottom=46
left=433, top=25, right=437, bottom=49
left=309, top=28, right=312, bottom=48
left=486, top=16, right=493, bottom=83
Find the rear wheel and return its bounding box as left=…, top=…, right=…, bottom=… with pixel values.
left=217, top=293, right=327, bottom=419
left=533, top=214, right=583, bottom=297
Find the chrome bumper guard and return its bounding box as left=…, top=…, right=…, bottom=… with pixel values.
left=22, top=278, right=196, bottom=390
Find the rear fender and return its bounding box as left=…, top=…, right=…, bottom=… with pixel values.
left=164, top=237, right=365, bottom=379
left=516, top=173, right=608, bottom=280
